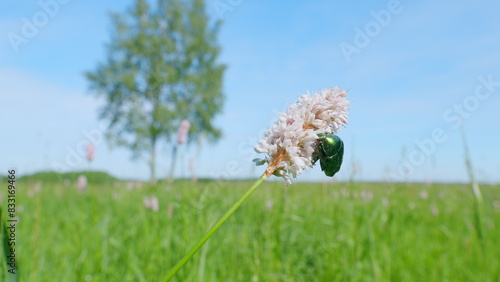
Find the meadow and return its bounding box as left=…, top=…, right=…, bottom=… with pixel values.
left=1, top=172, right=499, bottom=281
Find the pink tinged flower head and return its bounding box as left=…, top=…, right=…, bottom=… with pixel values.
left=86, top=142, right=95, bottom=162
left=254, top=87, right=349, bottom=184
left=177, top=120, right=191, bottom=144
left=144, top=196, right=159, bottom=212
left=150, top=196, right=159, bottom=212
left=76, top=175, right=88, bottom=192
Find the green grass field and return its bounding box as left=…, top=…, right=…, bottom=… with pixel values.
left=2, top=173, right=500, bottom=281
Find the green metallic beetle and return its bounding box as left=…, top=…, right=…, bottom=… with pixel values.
left=313, top=134, right=344, bottom=177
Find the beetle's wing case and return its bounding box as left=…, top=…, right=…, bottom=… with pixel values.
left=319, top=135, right=344, bottom=177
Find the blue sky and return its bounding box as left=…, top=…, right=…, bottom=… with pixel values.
left=1, top=0, right=499, bottom=183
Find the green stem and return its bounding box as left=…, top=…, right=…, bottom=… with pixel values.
left=162, top=173, right=269, bottom=281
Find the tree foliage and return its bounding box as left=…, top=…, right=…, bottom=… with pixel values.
left=85, top=0, right=225, bottom=181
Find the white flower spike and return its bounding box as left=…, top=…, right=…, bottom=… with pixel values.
left=164, top=87, right=349, bottom=280
left=254, top=87, right=349, bottom=184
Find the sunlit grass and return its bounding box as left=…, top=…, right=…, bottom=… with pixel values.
left=7, top=176, right=500, bottom=281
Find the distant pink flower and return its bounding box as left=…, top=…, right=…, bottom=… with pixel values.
left=177, top=120, right=191, bottom=144
left=431, top=204, right=439, bottom=216
left=353, top=162, right=360, bottom=174
left=76, top=175, right=87, bottom=192
left=167, top=203, right=175, bottom=218
left=150, top=196, right=159, bottom=212
left=360, top=190, right=373, bottom=200
left=27, top=182, right=42, bottom=197
left=86, top=142, right=95, bottom=162
left=493, top=201, right=500, bottom=211
left=144, top=196, right=159, bottom=212
left=382, top=197, right=389, bottom=207
left=265, top=200, right=274, bottom=211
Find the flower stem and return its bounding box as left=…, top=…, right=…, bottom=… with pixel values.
left=162, top=173, right=269, bottom=281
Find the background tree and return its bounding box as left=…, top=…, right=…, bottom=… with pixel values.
left=85, top=0, right=225, bottom=182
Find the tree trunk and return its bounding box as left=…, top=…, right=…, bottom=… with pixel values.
left=150, top=138, right=157, bottom=183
